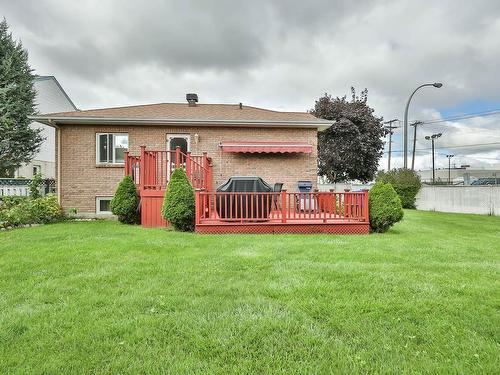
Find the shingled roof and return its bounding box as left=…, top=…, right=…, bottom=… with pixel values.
left=31, top=102, right=331, bottom=130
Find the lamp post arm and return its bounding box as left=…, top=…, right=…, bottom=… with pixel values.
left=403, top=83, right=434, bottom=169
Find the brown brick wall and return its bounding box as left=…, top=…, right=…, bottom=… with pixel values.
left=59, top=124, right=318, bottom=214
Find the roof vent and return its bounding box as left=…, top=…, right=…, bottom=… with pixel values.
left=186, top=93, right=198, bottom=107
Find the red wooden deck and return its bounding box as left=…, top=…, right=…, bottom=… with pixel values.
left=195, top=191, right=369, bottom=234
left=125, top=148, right=370, bottom=234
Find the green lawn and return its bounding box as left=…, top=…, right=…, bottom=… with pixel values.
left=0, top=211, right=499, bottom=374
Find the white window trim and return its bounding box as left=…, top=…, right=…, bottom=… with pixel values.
left=96, top=196, right=113, bottom=215
left=167, top=134, right=191, bottom=152
left=96, top=133, right=129, bottom=165
left=32, top=165, right=41, bottom=176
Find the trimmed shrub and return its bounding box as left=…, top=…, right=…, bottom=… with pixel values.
left=369, top=181, right=403, bottom=233
left=110, top=176, right=140, bottom=224
left=376, top=169, right=421, bottom=209
left=161, top=168, right=195, bottom=231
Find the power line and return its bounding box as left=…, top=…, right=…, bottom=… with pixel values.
left=383, top=141, right=500, bottom=153
left=416, top=108, right=500, bottom=125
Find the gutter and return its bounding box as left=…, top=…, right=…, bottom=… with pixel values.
left=28, top=116, right=333, bottom=131
left=46, top=119, right=62, bottom=204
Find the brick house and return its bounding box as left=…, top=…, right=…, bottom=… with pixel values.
left=32, top=95, right=331, bottom=217
left=32, top=95, right=371, bottom=234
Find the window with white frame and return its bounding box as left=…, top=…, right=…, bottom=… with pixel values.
left=96, top=197, right=112, bottom=214
left=32, top=165, right=41, bottom=176
left=96, top=133, right=128, bottom=164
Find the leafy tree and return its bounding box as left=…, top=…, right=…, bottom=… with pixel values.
left=161, top=168, right=195, bottom=231
left=111, top=176, right=140, bottom=224
left=311, top=88, right=386, bottom=183
left=376, top=168, right=421, bottom=209
left=0, top=18, right=43, bottom=177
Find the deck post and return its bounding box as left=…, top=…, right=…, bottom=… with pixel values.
left=203, top=152, right=212, bottom=192
left=363, top=189, right=369, bottom=223
left=186, top=151, right=192, bottom=178
left=281, top=190, right=287, bottom=223
left=195, top=189, right=201, bottom=225
left=175, top=146, right=181, bottom=168
left=139, top=145, right=146, bottom=192
left=124, top=151, right=129, bottom=176
left=344, top=191, right=351, bottom=219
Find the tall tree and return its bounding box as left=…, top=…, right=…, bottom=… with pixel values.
left=0, top=18, right=43, bottom=177
left=311, top=88, right=386, bottom=183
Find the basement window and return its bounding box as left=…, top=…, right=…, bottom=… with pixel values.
left=96, top=197, right=112, bottom=214
left=96, top=133, right=128, bottom=164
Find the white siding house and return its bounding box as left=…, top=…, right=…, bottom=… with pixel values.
left=15, top=76, right=77, bottom=179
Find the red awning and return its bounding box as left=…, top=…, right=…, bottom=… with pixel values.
left=220, top=141, right=313, bottom=154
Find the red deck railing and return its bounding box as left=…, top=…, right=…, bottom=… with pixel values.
left=124, top=146, right=212, bottom=191
left=195, top=190, right=369, bottom=225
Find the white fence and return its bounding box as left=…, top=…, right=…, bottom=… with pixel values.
left=0, top=179, right=30, bottom=197
left=416, top=186, right=500, bottom=216
left=0, top=178, right=55, bottom=197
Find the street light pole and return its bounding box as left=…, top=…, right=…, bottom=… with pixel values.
left=410, top=121, right=423, bottom=171
left=403, top=83, right=443, bottom=169
left=446, top=154, right=454, bottom=185
left=425, top=133, right=442, bottom=183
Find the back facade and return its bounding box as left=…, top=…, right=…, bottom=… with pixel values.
left=33, top=97, right=331, bottom=217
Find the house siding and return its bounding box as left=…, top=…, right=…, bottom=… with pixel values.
left=15, top=77, right=76, bottom=179
left=59, top=124, right=318, bottom=214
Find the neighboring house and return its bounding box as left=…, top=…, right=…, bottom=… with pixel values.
left=15, top=76, right=77, bottom=179
left=32, top=94, right=371, bottom=234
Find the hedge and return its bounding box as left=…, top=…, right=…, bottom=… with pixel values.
left=0, top=194, right=64, bottom=229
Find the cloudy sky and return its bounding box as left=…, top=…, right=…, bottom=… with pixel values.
left=2, top=0, right=500, bottom=172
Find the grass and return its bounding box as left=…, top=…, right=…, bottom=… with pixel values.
left=0, top=210, right=499, bottom=374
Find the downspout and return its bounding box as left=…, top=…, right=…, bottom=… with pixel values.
left=48, top=119, right=61, bottom=203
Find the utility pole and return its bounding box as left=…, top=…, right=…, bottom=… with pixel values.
left=446, top=154, right=454, bottom=184
left=425, top=133, right=442, bottom=183
left=410, top=121, right=423, bottom=170
left=384, top=119, right=399, bottom=171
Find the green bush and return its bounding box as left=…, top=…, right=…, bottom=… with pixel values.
left=376, top=169, right=421, bottom=209
left=0, top=202, right=31, bottom=228
left=369, top=181, right=404, bottom=233
left=29, top=173, right=43, bottom=199
left=161, top=168, right=195, bottom=231
left=110, top=176, right=140, bottom=224
left=0, top=196, right=29, bottom=209
left=28, top=194, right=64, bottom=224
left=0, top=194, right=63, bottom=229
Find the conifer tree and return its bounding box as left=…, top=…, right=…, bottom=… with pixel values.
left=0, top=18, right=43, bottom=177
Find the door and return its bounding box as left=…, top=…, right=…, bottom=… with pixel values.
left=167, top=134, right=190, bottom=175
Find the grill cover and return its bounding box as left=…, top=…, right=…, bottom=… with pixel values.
left=216, top=177, right=273, bottom=220
left=216, top=176, right=272, bottom=193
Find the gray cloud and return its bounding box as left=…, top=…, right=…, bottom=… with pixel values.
left=2, top=0, right=500, bottom=168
